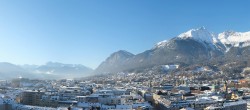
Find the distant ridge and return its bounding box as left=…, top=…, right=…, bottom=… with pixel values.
left=0, top=62, right=93, bottom=79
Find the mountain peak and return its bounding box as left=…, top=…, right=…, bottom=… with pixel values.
left=178, top=27, right=214, bottom=43
left=112, top=50, right=134, bottom=57
left=104, top=50, right=134, bottom=63
left=154, top=27, right=215, bottom=49
left=94, top=50, right=134, bottom=73
left=218, top=30, right=250, bottom=47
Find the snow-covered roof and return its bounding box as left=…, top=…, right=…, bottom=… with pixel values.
left=116, top=104, right=133, bottom=109
left=77, top=102, right=101, bottom=107
left=223, top=100, right=247, bottom=107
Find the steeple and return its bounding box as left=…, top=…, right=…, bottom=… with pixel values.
left=223, top=81, right=228, bottom=92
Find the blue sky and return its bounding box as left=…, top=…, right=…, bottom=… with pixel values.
left=0, top=0, right=250, bottom=69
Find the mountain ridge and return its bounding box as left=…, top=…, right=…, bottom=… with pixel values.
left=95, top=27, right=250, bottom=74
left=0, top=62, right=93, bottom=79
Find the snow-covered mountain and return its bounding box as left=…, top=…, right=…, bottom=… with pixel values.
left=154, top=27, right=216, bottom=49
left=155, top=27, right=250, bottom=52
left=0, top=62, right=93, bottom=80
left=34, top=62, right=93, bottom=76
left=95, top=27, right=250, bottom=74
left=218, top=31, right=250, bottom=49
left=177, top=27, right=215, bottom=44
left=0, top=62, right=32, bottom=79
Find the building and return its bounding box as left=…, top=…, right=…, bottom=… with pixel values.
left=20, top=90, right=44, bottom=106
left=0, top=104, right=12, bottom=110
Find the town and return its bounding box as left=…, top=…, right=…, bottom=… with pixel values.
left=1, top=1, right=250, bottom=110
left=1, top=66, right=250, bottom=110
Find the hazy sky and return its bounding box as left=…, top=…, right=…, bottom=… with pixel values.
left=0, top=0, right=250, bottom=69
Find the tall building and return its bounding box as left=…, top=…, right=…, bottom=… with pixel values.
left=20, top=90, right=44, bottom=106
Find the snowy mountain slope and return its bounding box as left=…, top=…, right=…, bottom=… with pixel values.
left=155, top=27, right=221, bottom=51
left=154, top=40, right=168, bottom=48
left=155, top=27, right=250, bottom=52
left=218, top=31, right=250, bottom=49
left=154, top=27, right=215, bottom=49
left=177, top=27, right=215, bottom=44
left=95, top=27, right=250, bottom=74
